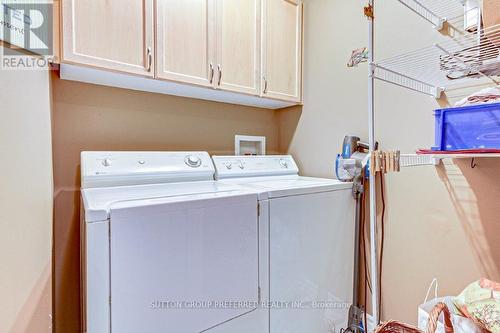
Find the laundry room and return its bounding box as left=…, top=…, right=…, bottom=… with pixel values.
left=1, top=1, right=500, bottom=333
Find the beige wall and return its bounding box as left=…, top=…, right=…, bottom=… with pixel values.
left=51, top=74, right=280, bottom=332
left=0, top=52, right=53, bottom=333
left=278, top=0, right=500, bottom=324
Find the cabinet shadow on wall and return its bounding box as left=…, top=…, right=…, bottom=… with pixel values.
left=277, top=105, right=303, bottom=153
left=436, top=158, right=500, bottom=281
left=53, top=168, right=82, bottom=333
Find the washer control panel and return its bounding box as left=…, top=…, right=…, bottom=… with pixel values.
left=212, top=155, right=299, bottom=179
left=81, top=151, right=215, bottom=188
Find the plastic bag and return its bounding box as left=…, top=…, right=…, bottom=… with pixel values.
left=454, top=278, right=500, bottom=333
left=418, top=279, right=484, bottom=333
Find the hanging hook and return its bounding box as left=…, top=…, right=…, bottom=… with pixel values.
left=471, top=158, right=477, bottom=169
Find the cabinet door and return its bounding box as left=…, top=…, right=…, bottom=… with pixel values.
left=262, top=0, right=302, bottom=102
left=62, top=0, right=154, bottom=76
left=215, top=0, right=260, bottom=95
left=156, top=0, right=215, bottom=87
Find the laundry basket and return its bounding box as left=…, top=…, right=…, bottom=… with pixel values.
left=374, top=302, right=453, bottom=333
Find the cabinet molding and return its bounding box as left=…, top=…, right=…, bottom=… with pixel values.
left=60, top=64, right=296, bottom=109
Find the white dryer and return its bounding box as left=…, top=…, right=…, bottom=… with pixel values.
left=213, top=155, right=355, bottom=333
left=81, top=151, right=268, bottom=333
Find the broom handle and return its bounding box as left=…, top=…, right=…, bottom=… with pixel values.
left=426, top=302, right=454, bottom=333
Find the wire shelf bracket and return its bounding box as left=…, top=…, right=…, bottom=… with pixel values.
left=373, top=64, right=445, bottom=98
left=397, top=0, right=448, bottom=30
left=400, top=154, right=440, bottom=166
left=396, top=0, right=470, bottom=31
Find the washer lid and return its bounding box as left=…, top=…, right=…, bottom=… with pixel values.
left=82, top=181, right=246, bottom=222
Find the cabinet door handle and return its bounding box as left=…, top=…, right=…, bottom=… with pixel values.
left=209, top=63, right=214, bottom=84
left=146, top=47, right=152, bottom=72
left=263, top=77, right=268, bottom=94
left=217, top=64, right=222, bottom=86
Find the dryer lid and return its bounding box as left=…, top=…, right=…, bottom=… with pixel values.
left=108, top=191, right=259, bottom=332
left=82, top=181, right=247, bottom=222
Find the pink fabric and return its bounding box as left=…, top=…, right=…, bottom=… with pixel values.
left=417, top=149, right=500, bottom=154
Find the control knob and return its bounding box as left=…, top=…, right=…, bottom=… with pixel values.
left=185, top=155, right=202, bottom=168
left=102, top=158, right=112, bottom=167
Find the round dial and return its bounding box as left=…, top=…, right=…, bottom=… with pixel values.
left=102, top=158, right=112, bottom=167
left=279, top=159, right=288, bottom=168
left=185, top=155, right=202, bottom=168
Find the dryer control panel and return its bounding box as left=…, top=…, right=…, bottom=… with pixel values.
left=81, top=151, right=215, bottom=188
left=212, top=155, right=299, bottom=179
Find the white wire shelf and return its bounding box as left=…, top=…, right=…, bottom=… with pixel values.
left=396, top=0, right=468, bottom=30
left=401, top=153, right=500, bottom=167
left=373, top=23, right=500, bottom=98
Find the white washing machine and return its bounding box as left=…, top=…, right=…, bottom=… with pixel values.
left=212, top=155, right=355, bottom=333
left=81, top=151, right=269, bottom=333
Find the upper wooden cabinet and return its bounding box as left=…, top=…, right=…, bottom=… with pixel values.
left=62, top=0, right=154, bottom=76
left=60, top=0, right=302, bottom=107
left=215, top=0, right=261, bottom=95
left=156, top=0, right=261, bottom=95
left=262, top=0, right=303, bottom=102
left=156, top=0, right=215, bottom=87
